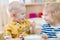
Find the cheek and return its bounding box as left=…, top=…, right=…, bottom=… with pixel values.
left=44, top=18, right=49, bottom=22
left=15, top=14, right=26, bottom=19
left=20, top=15, right=26, bottom=18
left=17, top=16, right=25, bottom=20
left=15, top=15, right=20, bottom=19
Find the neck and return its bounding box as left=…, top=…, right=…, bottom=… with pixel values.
left=51, top=21, right=60, bottom=27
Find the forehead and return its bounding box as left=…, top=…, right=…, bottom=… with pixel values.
left=14, top=9, right=26, bottom=14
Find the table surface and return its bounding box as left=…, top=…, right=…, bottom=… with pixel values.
left=6, top=35, right=41, bottom=40
left=6, top=38, right=21, bottom=40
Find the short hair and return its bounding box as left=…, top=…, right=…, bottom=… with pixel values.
left=43, top=3, right=60, bottom=22
left=8, top=1, right=26, bottom=14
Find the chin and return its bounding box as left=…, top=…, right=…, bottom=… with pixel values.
left=20, top=20, right=24, bottom=22
left=46, top=21, right=51, bottom=24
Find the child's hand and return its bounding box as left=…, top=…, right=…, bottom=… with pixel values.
left=42, top=34, right=48, bottom=39
left=30, top=21, right=35, bottom=34
left=30, top=21, right=35, bottom=27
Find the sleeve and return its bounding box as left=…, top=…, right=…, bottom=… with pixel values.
left=40, top=24, right=46, bottom=35
left=4, top=24, right=12, bottom=36
left=54, top=28, right=60, bottom=32
left=27, top=19, right=35, bottom=34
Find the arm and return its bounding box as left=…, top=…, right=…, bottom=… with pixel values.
left=3, top=25, right=12, bottom=39
left=30, top=21, right=35, bottom=34
left=40, top=25, right=48, bottom=39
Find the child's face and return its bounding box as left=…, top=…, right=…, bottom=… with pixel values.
left=43, top=10, right=54, bottom=24
left=14, top=11, right=26, bottom=22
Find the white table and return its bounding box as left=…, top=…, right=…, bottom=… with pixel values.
left=6, top=35, right=41, bottom=40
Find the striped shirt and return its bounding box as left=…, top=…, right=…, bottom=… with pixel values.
left=40, top=24, right=60, bottom=38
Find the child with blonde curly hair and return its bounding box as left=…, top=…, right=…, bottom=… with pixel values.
left=4, top=1, right=35, bottom=39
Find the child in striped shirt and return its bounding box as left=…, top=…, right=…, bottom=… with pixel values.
left=41, top=3, right=60, bottom=40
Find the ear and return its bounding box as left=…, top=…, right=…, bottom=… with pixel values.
left=11, top=13, right=16, bottom=17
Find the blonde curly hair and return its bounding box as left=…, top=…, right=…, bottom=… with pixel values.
left=8, top=1, right=26, bottom=14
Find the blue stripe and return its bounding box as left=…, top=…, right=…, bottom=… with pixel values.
left=42, top=24, right=51, bottom=28
left=54, top=28, right=60, bottom=32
